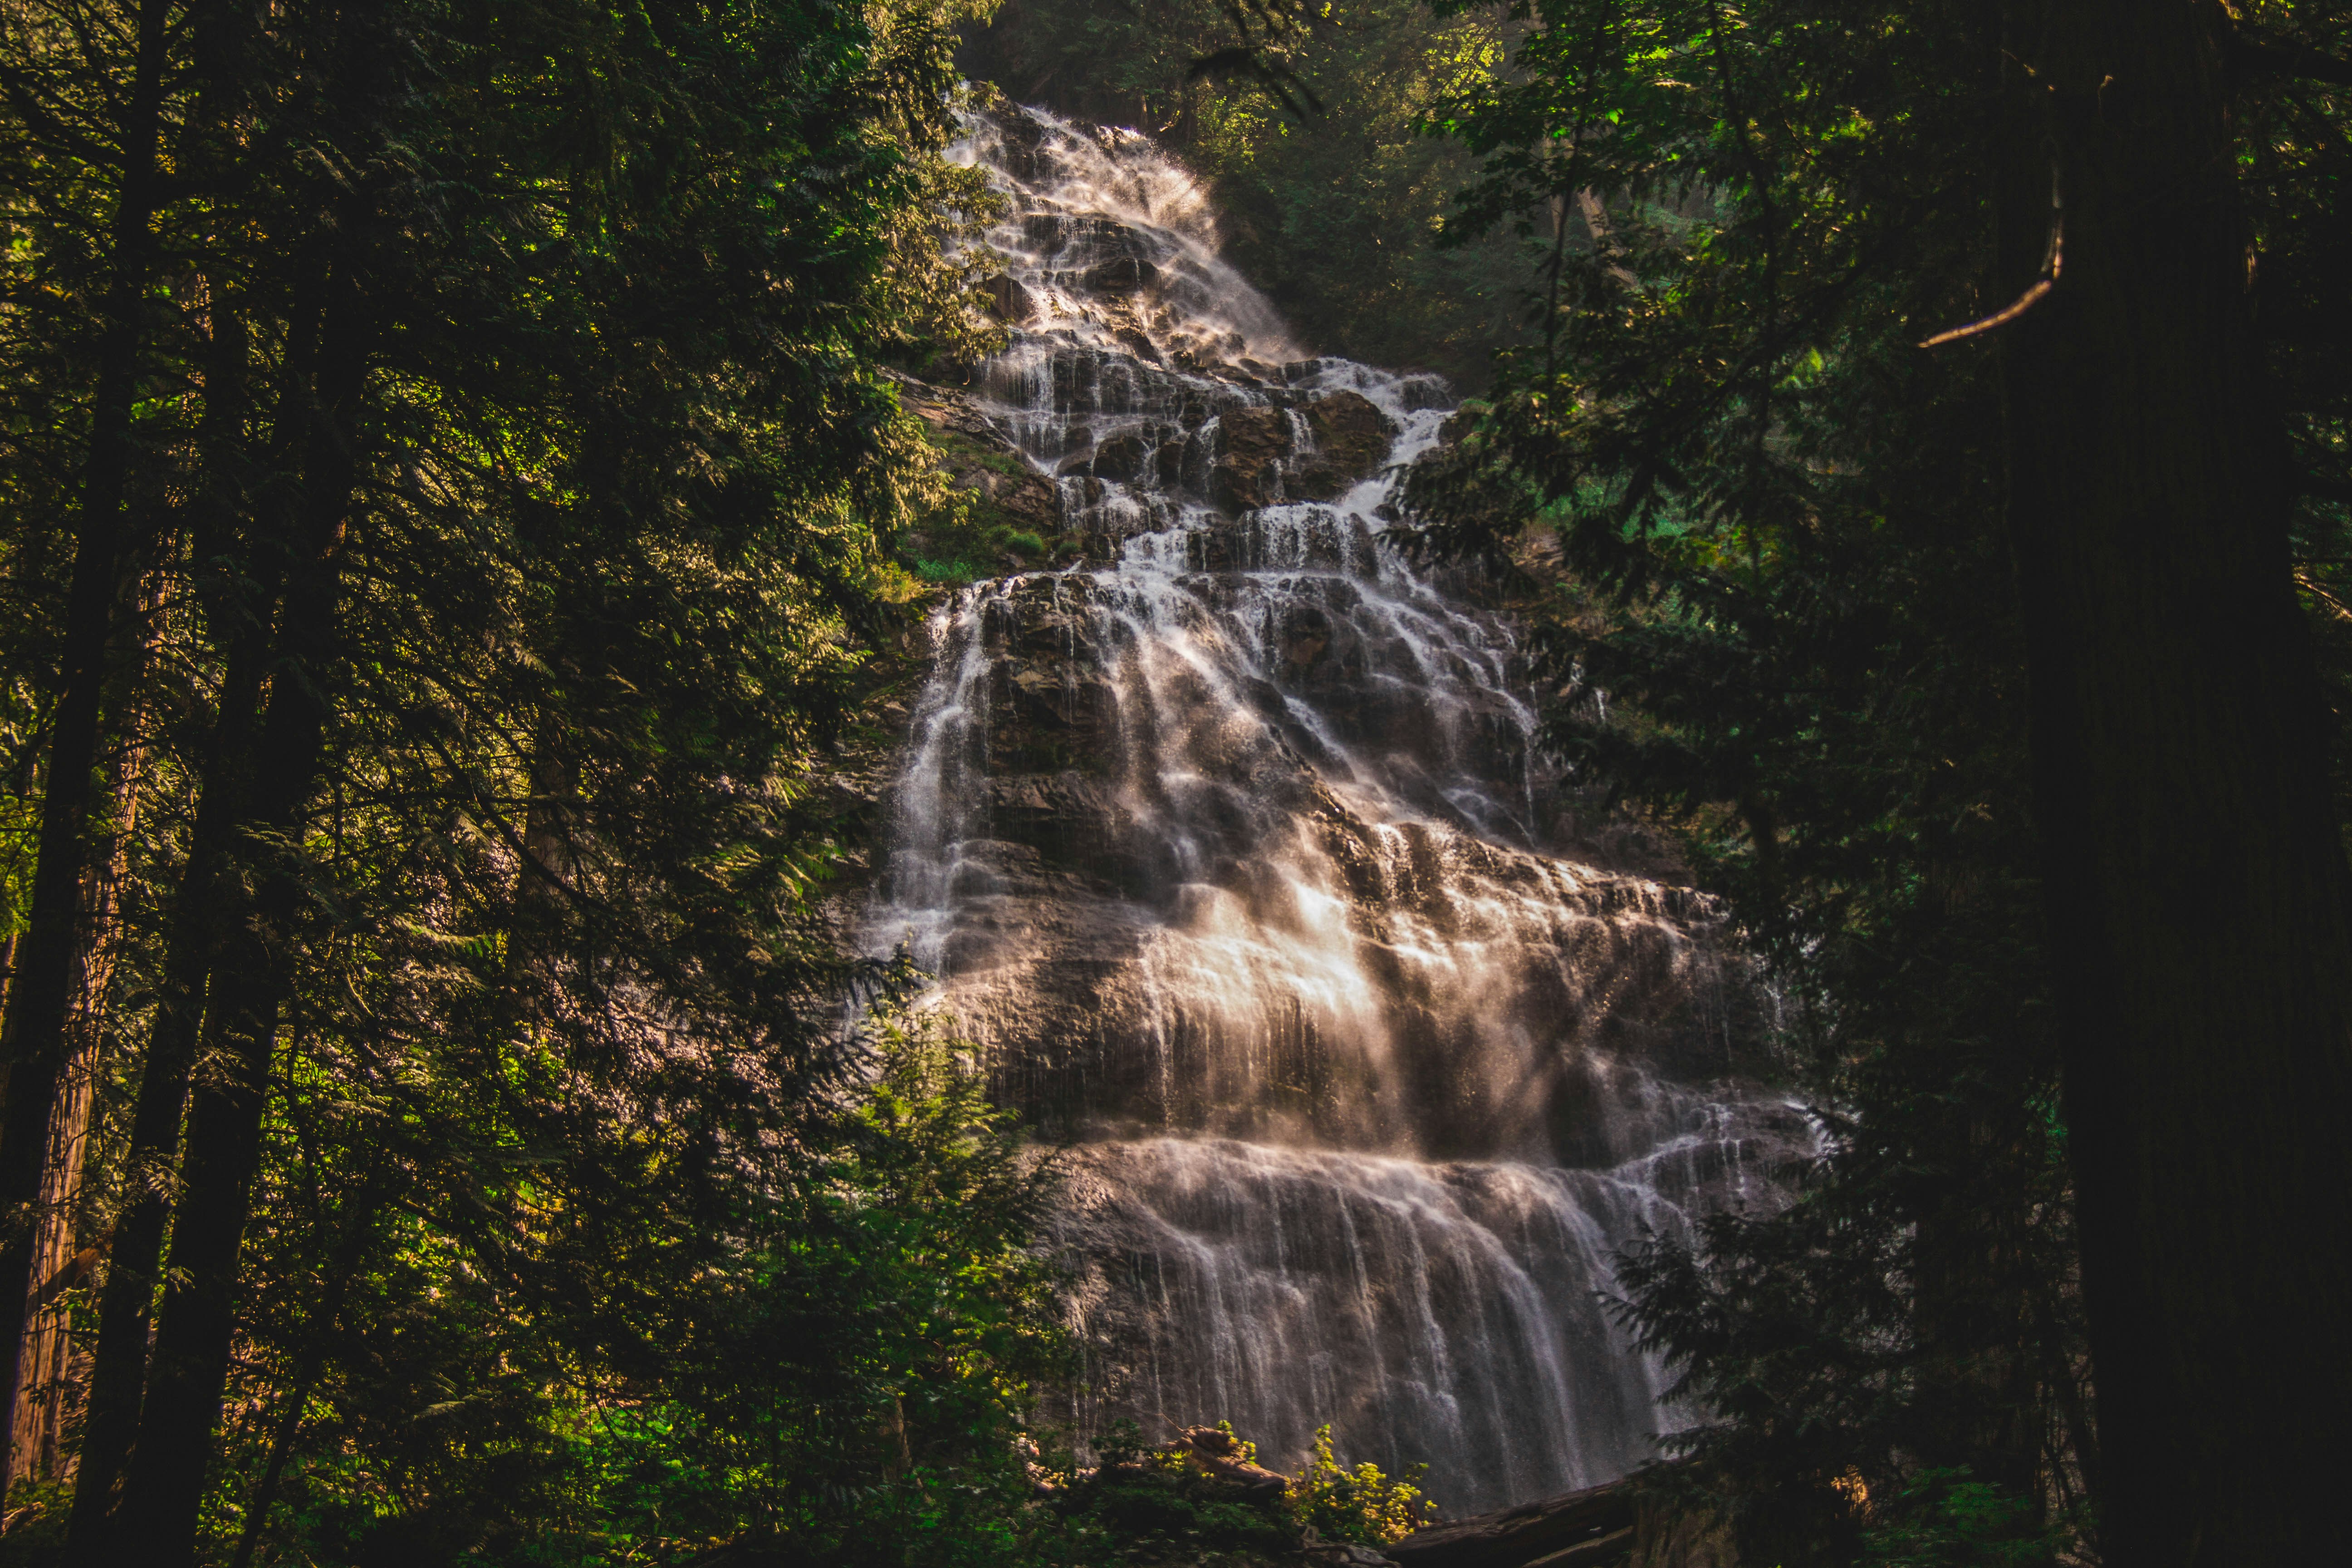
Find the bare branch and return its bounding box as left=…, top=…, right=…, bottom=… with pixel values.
left=1922, top=162, right=2063, bottom=348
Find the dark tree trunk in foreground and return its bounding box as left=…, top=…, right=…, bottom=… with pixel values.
left=1998, top=4, right=2352, bottom=1562
left=7, top=593, right=159, bottom=1488
left=64, top=642, right=265, bottom=1541
left=67, top=277, right=280, bottom=1548
left=104, top=282, right=371, bottom=1568
left=0, top=0, right=173, bottom=1431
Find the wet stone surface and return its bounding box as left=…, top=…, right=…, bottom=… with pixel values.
left=865, top=105, right=1811, bottom=1516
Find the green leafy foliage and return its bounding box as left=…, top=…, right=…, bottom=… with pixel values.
left=214, top=1017, right=1068, bottom=1567
left=1395, top=0, right=2352, bottom=1560
left=1286, top=1425, right=1433, bottom=1546
left=1859, top=1469, right=2078, bottom=1568
left=1028, top=1417, right=1427, bottom=1567
left=14, top=0, right=2341, bottom=1560
left=1401, top=0, right=2117, bottom=1561
left=0, top=1, right=1098, bottom=1563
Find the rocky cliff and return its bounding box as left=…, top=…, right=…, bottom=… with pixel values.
left=859, top=104, right=1812, bottom=1516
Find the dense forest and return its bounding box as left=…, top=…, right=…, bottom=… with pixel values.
left=2, top=1, right=2348, bottom=1566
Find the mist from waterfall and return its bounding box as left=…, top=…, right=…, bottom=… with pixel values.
left=865, top=104, right=1813, bottom=1514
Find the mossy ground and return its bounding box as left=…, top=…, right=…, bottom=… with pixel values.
left=898, top=424, right=1070, bottom=586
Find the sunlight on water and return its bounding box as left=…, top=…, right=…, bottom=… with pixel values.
left=867, top=104, right=1813, bottom=1512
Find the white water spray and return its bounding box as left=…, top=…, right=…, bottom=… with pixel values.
left=869, top=105, right=1809, bottom=1512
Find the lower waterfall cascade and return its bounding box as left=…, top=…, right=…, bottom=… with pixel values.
left=862, top=104, right=1815, bottom=1515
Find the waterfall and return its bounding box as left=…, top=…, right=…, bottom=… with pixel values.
left=866, top=104, right=1813, bottom=1514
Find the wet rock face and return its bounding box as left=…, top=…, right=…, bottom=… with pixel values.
left=1307, top=389, right=1397, bottom=477
left=1081, top=254, right=1160, bottom=295
left=900, top=379, right=1059, bottom=534
left=1207, top=391, right=1400, bottom=511
left=1089, top=430, right=1152, bottom=484
left=1209, top=406, right=1294, bottom=511
left=872, top=105, right=1806, bottom=1517
left=980, top=271, right=1034, bottom=323
left=932, top=578, right=1764, bottom=1156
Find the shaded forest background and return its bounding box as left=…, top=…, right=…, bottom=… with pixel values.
left=4, top=1, right=2351, bottom=1566
left=959, top=0, right=1542, bottom=383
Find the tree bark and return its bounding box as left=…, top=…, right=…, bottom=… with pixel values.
left=62, top=641, right=265, bottom=1539
left=65, top=270, right=282, bottom=1549
left=0, top=0, right=176, bottom=1436
left=6, top=570, right=163, bottom=1490
left=103, top=280, right=372, bottom=1568
left=1997, top=4, right=2352, bottom=1562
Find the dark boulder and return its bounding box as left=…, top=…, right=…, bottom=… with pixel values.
left=1113, top=325, right=1163, bottom=363
left=1281, top=603, right=1334, bottom=668
left=1021, top=210, right=1068, bottom=255
left=1439, top=399, right=1492, bottom=448
left=1208, top=404, right=1295, bottom=512
left=1305, top=389, right=1398, bottom=479
left=984, top=466, right=1058, bottom=532
left=979, top=272, right=1034, bottom=322
left=898, top=377, right=1059, bottom=532
left=988, top=105, right=1050, bottom=181
left=1079, top=255, right=1161, bottom=295
left=1304, top=1530, right=1402, bottom=1565
left=1090, top=431, right=1152, bottom=484
left=1205, top=394, right=1398, bottom=510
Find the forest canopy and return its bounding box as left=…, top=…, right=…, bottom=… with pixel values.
left=0, top=1, right=1067, bottom=1563
left=4, top=1, right=2350, bottom=1566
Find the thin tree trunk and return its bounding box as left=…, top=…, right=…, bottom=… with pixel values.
left=64, top=228, right=298, bottom=1540
left=62, top=647, right=266, bottom=1539
left=61, top=661, right=265, bottom=1542
left=11, top=835, right=124, bottom=1494
left=66, top=70, right=335, bottom=1524
left=1997, top=5, right=2352, bottom=1562
left=223, top=1163, right=396, bottom=1568
left=62, top=250, right=295, bottom=1542
left=0, top=0, right=176, bottom=1433
left=103, top=284, right=372, bottom=1568
left=6, top=571, right=163, bottom=1490
left=0, top=934, right=13, bottom=1098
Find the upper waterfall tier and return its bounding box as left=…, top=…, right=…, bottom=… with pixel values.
left=869, top=105, right=1809, bottom=1512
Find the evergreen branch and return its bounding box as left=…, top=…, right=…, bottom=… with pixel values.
left=2234, top=35, right=2352, bottom=89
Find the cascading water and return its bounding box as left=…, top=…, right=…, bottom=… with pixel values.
left=867, top=105, right=1812, bottom=1514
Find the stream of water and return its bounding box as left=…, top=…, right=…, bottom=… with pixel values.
left=863, top=105, right=1811, bottom=1513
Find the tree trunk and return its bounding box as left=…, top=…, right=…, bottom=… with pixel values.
left=103, top=283, right=372, bottom=1568
left=62, top=642, right=265, bottom=1539
left=223, top=1163, right=397, bottom=1568
left=6, top=570, right=163, bottom=1490
left=72, top=3, right=348, bottom=1530
left=65, top=272, right=281, bottom=1549
left=0, top=0, right=176, bottom=1434
left=1997, top=4, right=2352, bottom=1562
